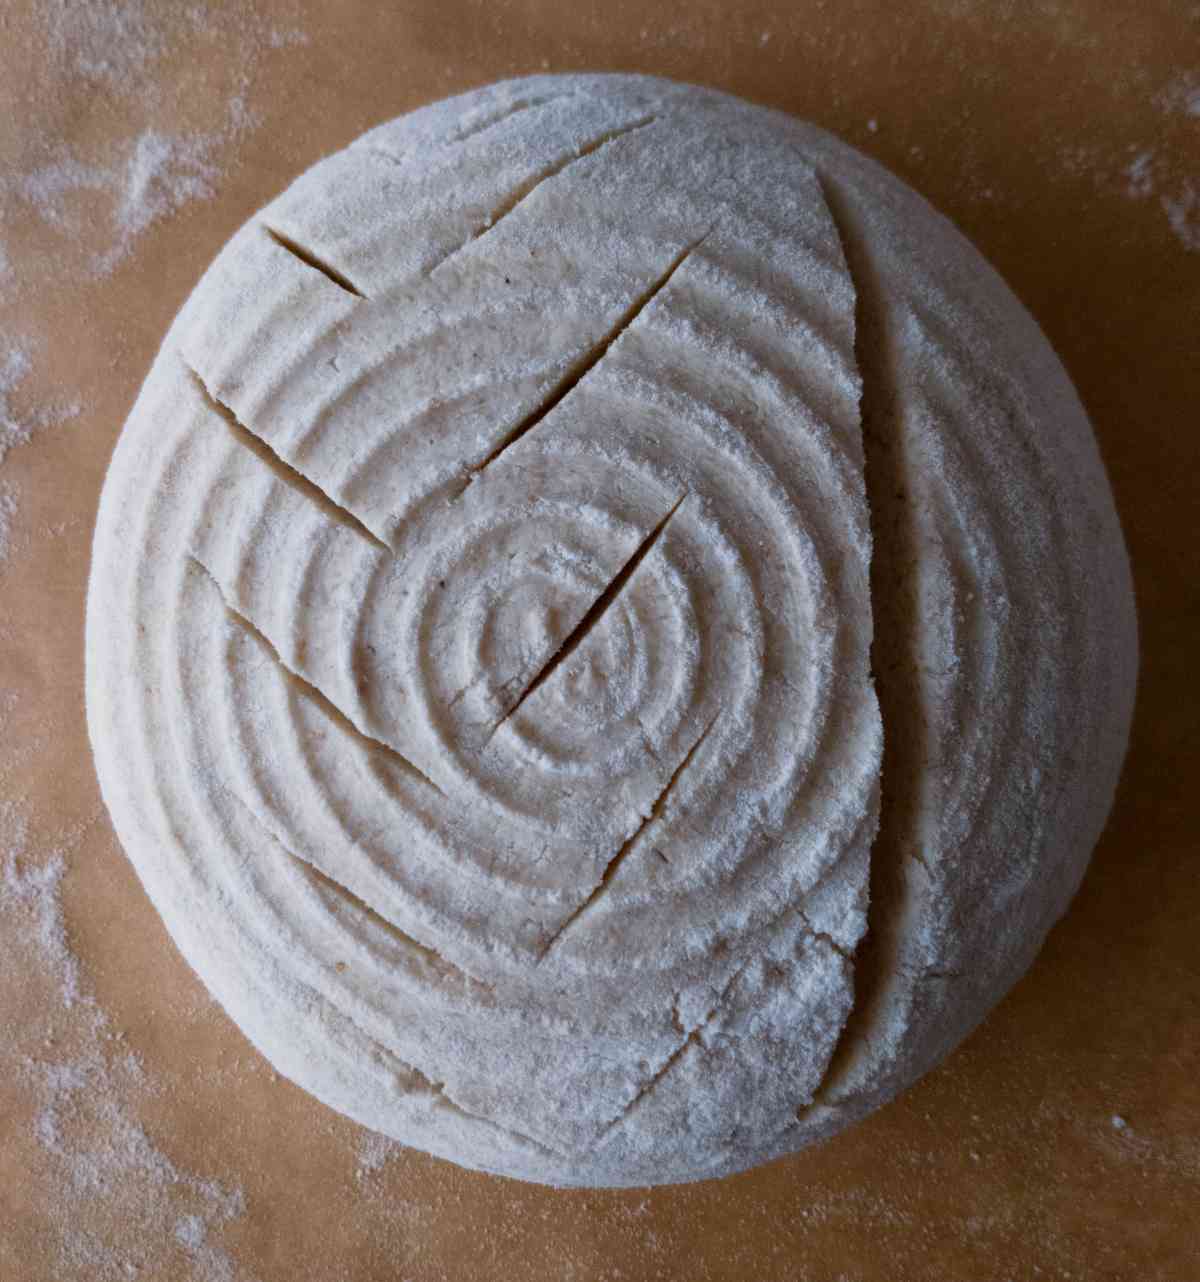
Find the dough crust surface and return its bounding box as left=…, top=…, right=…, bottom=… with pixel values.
left=86, top=74, right=1137, bottom=1186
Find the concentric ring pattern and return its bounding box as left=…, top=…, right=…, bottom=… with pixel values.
left=86, top=74, right=1137, bottom=1186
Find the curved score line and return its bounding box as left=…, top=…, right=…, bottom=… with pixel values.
left=595, top=956, right=750, bottom=1138
left=489, top=491, right=689, bottom=741
left=426, top=114, right=659, bottom=279
left=446, top=90, right=579, bottom=145
left=187, top=554, right=444, bottom=797
left=186, top=363, right=390, bottom=552
left=262, top=224, right=366, bottom=298
left=226, top=785, right=486, bottom=989
left=452, top=229, right=712, bottom=497
left=793, top=172, right=924, bottom=1116
left=537, top=710, right=719, bottom=960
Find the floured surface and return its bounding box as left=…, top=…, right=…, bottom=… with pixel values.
left=86, top=75, right=1133, bottom=1187
left=1, top=0, right=1195, bottom=1276
left=89, top=79, right=886, bottom=1184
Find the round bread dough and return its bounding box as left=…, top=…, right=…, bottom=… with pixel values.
left=85, top=74, right=1137, bottom=1187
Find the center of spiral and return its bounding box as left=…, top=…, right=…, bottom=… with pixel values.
left=486, top=492, right=688, bottom=741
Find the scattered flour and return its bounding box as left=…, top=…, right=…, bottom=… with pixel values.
left=0, top=5, right=1192, bottom=1276
left=1124, top=149, right=1156, bottom=199
left=0, top=4, right=308, bottom=570
left=1120, top=149, right=1200, bottom=252
left=13, top=157, right=114, bottom=231
left=1045, top=62, right=1199, bottom=253
left=0, top=795, right=256, bottom=1281
left=116, top=131, right=220, bottom=240
left=1057, top=64, right=1199, bottom=257
left=41, top=0, right=169, bottom=91
left=1161, top=183, right=1200, bottom=251
left=0, top=339, right=82, bottom=564
left=1114, top=68, right=1200, bottom=250
left=6, top=125, right=233, bottom=277
left=267, top=26, right=311, bottom=50
left=1090, top=1107, right=1200, bottom=1182
left=0, top=6, right=311, bottom=1276
left=355, top=1131, right=405, bottom=1181
left=0, top=480, right=19, bottom=564
left=1, top=341, right=82, bottom=466
left=1155, top=69, right=1200, bottom=119
left=2, top=829, right=84, bottom=1010
left=105, top=129, right=225, bottom=272
left=0, top=1, right=306, bottom=283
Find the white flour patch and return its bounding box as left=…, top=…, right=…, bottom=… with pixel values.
left=1050, top=62, right=1199, bottom=254
left=268, top=26, right=311, bottom=49
left=1087, top=1109, right=1200, bottom=1182
left=1117, top=68, right=1200, bottom=249
left=355, top=1130, right=405, bottom=1181
left=0, top=479, right=19, bottom=564
left=1155, top=69, right=1200, bottom=118
left=106, top=129, right=224, bottom=272
left=0, top=340, right=82, bottom=467
left=0, top=339, right=82, bottom=564
left=41, top=0, right=169, bottom=92
left=1161, top=183, right=1200, bottom=251
left=13, top=157, right=114, bottom=232
left=0, top=798, right=257, bottom=1281
left=1121, top=149, right=1200, bottom=251
left=6, top=126, right=231, bottom=277
left=115, top=130, right=221, bottom=242
left=1054, top=138, right=1199, bottom=255
left=1, top=1, right=309, bottom=284
left=2, top=834, right=85, bottom=1012
left=1123, top=149, right=1156, bottom=199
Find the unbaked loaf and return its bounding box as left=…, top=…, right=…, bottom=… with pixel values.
left=85, top=74, right=1137, bottom=1187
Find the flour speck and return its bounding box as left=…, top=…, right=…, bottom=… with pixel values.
left=1155, top=69, right=1200, bottom=118
left=42, top=0, right=168, bottom=90
left=105, top=130, right=223, bottom=269
left=1, top=340, right=83, bottom=467
left=1124, top=149, right=1156, bottom=199
left=1120, top=148, right=1200, bottom=251
left=0, top=798, right=257, bottom=1281
left=1161, top=183, right=1200, bottom=251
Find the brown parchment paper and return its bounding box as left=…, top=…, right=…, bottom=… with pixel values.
left=1, top=2, right=1197, bottom=1279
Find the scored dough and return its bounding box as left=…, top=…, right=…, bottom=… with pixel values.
left=85, top=74, right=1137, bottom=1187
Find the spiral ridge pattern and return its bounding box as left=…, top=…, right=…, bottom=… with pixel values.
left=86, top=75, right=1137, bottom=1186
